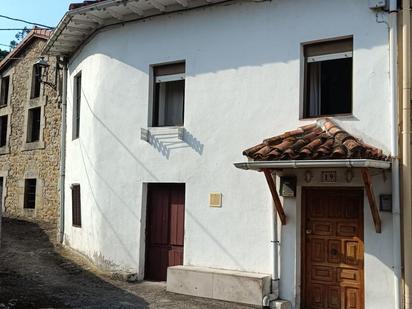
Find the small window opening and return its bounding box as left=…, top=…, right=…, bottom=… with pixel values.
left=31, top=64, right=42, bottom=99
left=73, top=73, right=81, bottom=139
left=27, top=107, right=41, bottom=143
left=24, top=178, right=36, bottom=209
left=0, top=76, right=10, bottom=106
left=0, top=115, right=8, bottom=147
left=71, top=184, right=81, bottom=227
left=152, top=62, right=185, bottom=127
left=303, top=37, right=353, bottom=118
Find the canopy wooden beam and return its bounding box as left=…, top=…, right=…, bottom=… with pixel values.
left=263, top=169, right=286, bottom=225
left=361, top=168, right=382, bottom=233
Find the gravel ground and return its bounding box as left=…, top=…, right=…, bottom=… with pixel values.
left=0, top=218, right=255, bottom=309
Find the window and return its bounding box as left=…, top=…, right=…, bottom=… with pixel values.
left=23, top=179, right=36, bottom=209
left=0, top=76, right=10, bottom=106
left=152, top=62, right=185, bottom=127
left=303, top=37, right=353, bottom=118
left=73, top=73, right=81, bottom=139
left=0, top=115, right=8, bottom=147
left=31, top=64, right=42, bottom=99
left=27, top=107, right=41, bottom=143
left=71, top=184, right=81, bottom=227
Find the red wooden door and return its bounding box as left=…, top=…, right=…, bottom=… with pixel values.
left=145, top=184, right=185, bottom=281
left=302, top=188, right=364, bottom=309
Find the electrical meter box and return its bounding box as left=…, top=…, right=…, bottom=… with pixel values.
left=368, top=0, right=387, bottom=9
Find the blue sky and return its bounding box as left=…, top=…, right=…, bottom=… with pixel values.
left=0, top=0, right=73, bottom=50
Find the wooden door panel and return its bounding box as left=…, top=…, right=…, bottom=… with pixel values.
left=303, top=188, right=364, bottom=309
left=310, top=239, right=326, bottom=263
left=327, top=286, right=341, bottom=308
left=145, top=184, right=185, bottom=281
left=311, top=265, right=335, bottom=283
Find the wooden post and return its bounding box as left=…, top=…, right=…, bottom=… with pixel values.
left=361, top=168, right=382, bottom=233
left=263, top=169, right=287, bottom=225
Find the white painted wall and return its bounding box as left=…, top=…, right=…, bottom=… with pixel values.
left=64, top=0, right=394, bottom=307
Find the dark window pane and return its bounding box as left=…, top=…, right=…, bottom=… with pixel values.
left=31, top=65, right=42, bottom=99
left=73, top=74, right=81, bottom=139
left=24, top=179, right=36, bottom=209
left=0, top=76, right=10, bottom=106
left=72, top=184, right=81, bottom=227
left=320, top=58, right=352, bottom=115
left=304, top=58, right=352, bottom=117
left=0, top=115, right=8, bottom=147
left=27, top=107, right=41, bottom=143
left=154, top=80, right=185, bottom=127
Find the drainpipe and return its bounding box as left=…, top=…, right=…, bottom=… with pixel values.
left=58, top=57, right=68, bottom=244
left=263, top=172, right=280, bottom=306
left=389, top=1, right=401, bottom=309
left=402, top=0, right=412, bottom=308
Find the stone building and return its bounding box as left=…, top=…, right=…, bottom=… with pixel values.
left=0, top=28, right=61, bottom=224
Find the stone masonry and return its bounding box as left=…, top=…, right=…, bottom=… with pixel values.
left=0, top=32, right=61, bottom=224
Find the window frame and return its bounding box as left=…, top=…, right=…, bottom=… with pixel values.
left=149, top=61, right=186, bottom=128
left=26, top=107, right=42, bottom=143
left=71, top=184, right=81, bottom=227
left=0, top=75, right=10, bottom=106
left=23, top=178, right=37, bottom=209
left=0, top=115, right=8, bottom=148
left=72, top=72, right=81, bottom=140
left=301, top=36, right=354, bottom=119
left=30, top=64, right=42, bottom=99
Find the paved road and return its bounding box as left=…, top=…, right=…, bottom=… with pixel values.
left=0, top=218, right=254, bottom=309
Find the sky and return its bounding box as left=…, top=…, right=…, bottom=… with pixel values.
left=0, top=0, right=74, bottom=50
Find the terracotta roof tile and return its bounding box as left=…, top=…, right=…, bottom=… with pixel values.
left=69, top=0, right=105, bottom=10
left=243, top=118, right=389, bottom=161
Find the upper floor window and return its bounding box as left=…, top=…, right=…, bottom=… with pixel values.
left=73, top=73, right=81, bottom=140
left=27, top=107, right=41, bottom=143
left=303, top=37, right=353, bottom=118
left=0, top=76, right=10, bottom=106
left=0, top=115, right=8, bottom=147
left=31, top=64, right=42, bottom=99
left=152, top=62, right=185, bottom=127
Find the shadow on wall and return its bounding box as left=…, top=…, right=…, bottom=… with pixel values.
left=146, top=128, right=204, bottom=159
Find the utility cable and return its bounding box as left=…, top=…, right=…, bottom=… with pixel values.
left=0, top=14, right=53, bottom=29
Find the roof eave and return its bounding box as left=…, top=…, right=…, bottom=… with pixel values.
left=234, top=159, right=391, bottom=171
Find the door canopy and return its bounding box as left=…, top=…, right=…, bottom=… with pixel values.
left=243, top=118, right=388, bottom=161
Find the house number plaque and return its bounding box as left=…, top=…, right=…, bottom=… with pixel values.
left=321, top=171, right=337, bottom=183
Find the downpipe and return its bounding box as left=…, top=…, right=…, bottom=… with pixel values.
left=263, top=172, right=280, bottom=307
left=58, top=57, right=68, bottom=244
left=388, top=1, right=401, bottom=308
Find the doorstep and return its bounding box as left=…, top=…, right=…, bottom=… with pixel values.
left=167, top=265, right=272, bottom=306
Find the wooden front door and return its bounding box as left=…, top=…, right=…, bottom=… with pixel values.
left=145, top=183, right=185, bottom=281
left=302, top=188, right=364, bottom=309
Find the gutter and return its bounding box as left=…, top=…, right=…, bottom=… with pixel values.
left=58, top=57, right=68, bottom=244
left=234, top=159, right=391, bottom=171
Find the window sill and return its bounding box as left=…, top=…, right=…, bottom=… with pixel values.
left=141, top=126, right=184, bottom=142
left=0, top=146, right=10, bottom=155
left=300, top=113, right=353, bottom=120
left=22, top=141, right=45, bottom=151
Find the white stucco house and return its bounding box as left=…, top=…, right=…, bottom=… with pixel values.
left=44, top=0, right=401, bottom=308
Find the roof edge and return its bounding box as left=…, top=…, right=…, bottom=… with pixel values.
left=234, top=159, right=391, bottom=171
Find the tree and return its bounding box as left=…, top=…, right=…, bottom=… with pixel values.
left=0, top=49, right=8, bottom=61
left=9, top=27, right=30, bottom=50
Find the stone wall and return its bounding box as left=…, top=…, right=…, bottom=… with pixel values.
left=0, top=38, right=61, bottom=224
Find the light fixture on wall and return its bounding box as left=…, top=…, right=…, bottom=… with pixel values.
left=34, top=56, right=61, bottom=91
left=345, top=169, right=354, bottom=183
left=304, top=170, right=313, bottom=183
